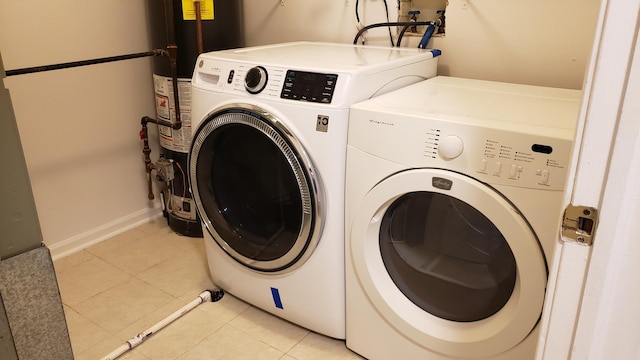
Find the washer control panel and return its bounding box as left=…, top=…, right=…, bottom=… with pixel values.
left=280, top=70, right=338, bottom=104
left=193, top=58, right=339, bottom=104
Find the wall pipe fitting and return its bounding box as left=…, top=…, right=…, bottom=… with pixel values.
left=353, top=20, right=441, bottom=46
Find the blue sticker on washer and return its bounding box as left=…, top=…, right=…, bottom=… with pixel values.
left=271, top=287, right=283, bottom=309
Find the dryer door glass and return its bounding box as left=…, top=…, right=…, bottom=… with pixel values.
left=190, top=107, right=320, bottom=272
left=379, top=191, right=517, bottom=322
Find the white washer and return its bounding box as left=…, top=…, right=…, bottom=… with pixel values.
left=346, top=76, right=581, bottom=358
left=188, top=42, right=439, bottom=339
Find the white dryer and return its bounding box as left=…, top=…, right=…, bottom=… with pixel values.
left=188, top=42, right=439, bottom=339
left=345, top=76, right=581, bottom=358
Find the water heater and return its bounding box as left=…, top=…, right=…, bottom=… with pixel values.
left=147, top=0, right=243, bottom=237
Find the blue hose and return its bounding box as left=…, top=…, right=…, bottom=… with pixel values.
left=418, top=24, right=436, bottom=49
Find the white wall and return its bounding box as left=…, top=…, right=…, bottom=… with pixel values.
left=0, top=1, right=160, bottom=258
left=243, top=0, right=601, bottom=89
left=0, top=0, right=601, bottom=258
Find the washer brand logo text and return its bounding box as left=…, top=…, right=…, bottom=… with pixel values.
left=369, top=119, right=395, bottom=126
left=432, top=177, right=453, bottom=190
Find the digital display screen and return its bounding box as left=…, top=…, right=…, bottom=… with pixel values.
left=281, top=70, right=338, bottom=104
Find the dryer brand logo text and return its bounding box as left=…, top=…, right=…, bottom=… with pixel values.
left=432, top=177, right=453, bottom=190
left=369, top=119, right=395, bottom=126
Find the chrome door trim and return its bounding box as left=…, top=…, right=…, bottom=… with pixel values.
left=189, top=103, right=324, bottom=272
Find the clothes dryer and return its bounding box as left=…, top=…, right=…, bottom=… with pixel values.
left=346, top=76, right=581, bottom=357
left=188, top=42, right=439, bottom=339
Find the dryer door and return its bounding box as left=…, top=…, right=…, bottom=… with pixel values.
left=189, top=103, right=323, bottom=272
left=349, top=168, right=547, bottom=358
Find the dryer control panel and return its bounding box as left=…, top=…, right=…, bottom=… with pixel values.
left=348, top=109, right=576, bottom=191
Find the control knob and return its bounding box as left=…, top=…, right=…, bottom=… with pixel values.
left=244, top=66, right=268, bottom=94
left=438, top=135, right=464, bottom=159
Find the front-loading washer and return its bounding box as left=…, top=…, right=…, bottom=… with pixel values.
left=346, top=76, right=581, bottom=358
left=188, top=42, right=439, bottom=339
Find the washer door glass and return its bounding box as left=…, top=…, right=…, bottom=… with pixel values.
left=190, top=104, right=322, bottom=272
left=380, top=191, right=517, bottom=322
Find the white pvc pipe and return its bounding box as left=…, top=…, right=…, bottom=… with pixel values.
left=100, top=289, right=224, bottom=360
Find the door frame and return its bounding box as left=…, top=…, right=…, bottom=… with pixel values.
left=537, top=0, right=640, bottom=358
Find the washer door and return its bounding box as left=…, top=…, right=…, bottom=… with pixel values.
left=350, top=169, right=547, bottom=358
left=189, top=103, right=323, bottom=272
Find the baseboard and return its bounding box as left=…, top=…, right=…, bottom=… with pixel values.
left=48, top=206, right=163, bottom=261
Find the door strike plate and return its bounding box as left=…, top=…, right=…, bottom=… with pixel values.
left=561, top=205, right=598, bottom=246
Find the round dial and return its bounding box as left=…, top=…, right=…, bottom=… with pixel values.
left=244, top=66, right=268, bottom=94
left=438, top=135, right=464, bottom=159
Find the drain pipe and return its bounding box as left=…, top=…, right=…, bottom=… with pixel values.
left=100, top=289, right=224, bottom=360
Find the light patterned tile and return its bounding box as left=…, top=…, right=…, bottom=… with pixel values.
left=177, top=324, right=283, bottom=360
left=87, top=227, right=184, bottom=275
left=73, top=277, right=175, bottom=334
left=135, top=307, right=225, bottom=360
left=136, top=246, right=213, bottom=298
left=112, top=295, right=202, bottom=342
left=65, top=221, right=357, bottom=359
left=286, top=332, right=364, bottom=360
left=196, top=292, right=252, bottom=325
left=53, top=249, right=94, bottom=274
left=229, top=306, right=310, bottom=353
left=136, top=218, right=174, bottom=236
left=56, top=254, right=131, bottom=306
left=75, top=337, right=152, bottom=360
left=161, top=231, right=208, bottom=258
left=64, top=306, right=111, bottom=356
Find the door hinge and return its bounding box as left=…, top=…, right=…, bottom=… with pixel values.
left=561, top=205, right=598, bottom=246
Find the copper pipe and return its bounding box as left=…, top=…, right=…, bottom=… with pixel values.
left=164, top=45, right=182, bottom=130
left=195, top=0, right=204, bottom=54
left=140, top=121, right=155, bottom=200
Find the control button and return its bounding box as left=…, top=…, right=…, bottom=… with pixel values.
left=509, top=164, right=517, bottom=178
left=479, top=159, right=487, bottom=172
left=493, top=161, right=502, bottom=175
left=244, top=66, right=268, bottom=94
left=438, top=135, right=464, bottom=160
left=541, top=169, right=550, bottom=184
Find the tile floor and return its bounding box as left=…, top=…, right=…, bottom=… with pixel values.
left=53, top=219, right=364, bottom=360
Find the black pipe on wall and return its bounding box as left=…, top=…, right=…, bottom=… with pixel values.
left=4, top=51, right=160, bottom=77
